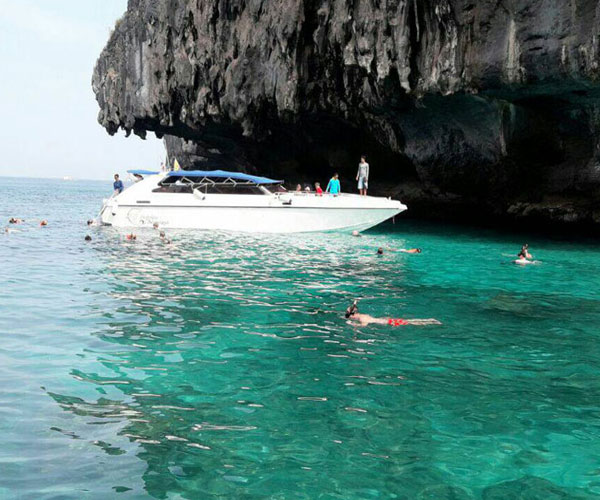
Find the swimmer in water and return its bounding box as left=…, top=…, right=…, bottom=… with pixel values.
left=351, top=230, right=362, bottom=237
left=40, top=220, right=48, bottom=226
left=153, top=222, right=159, bottom=229
left=399, top=248, right=422, bottom=254
left=126, top=233, right=137, bottom=241
left=518, top=244, right=532, bottom=260
left=84, top=235, right=92, bottom=241
left=345, top=300, right=441, bottom=326
left=514, top=243, right=537, bottom=265
left=159, top=230, right=171, bottom=244
left=9, top=218, right=24, bottom=224
left=377, top=248, right=384, bottom=255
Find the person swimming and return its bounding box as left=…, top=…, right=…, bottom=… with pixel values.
left=126, top=233, right=137, bottom=240
left=84, top=235, right=92, bottom=241
left=399, top=248, right=421, bottom=254
left=518, top=244, right=532, bottom=260
left=377, top=248, right=384, bottom=255
left=9, top=218, right=24, bottom=224
left=40, top=220, right=48, bottom=226
left=514, top=243, right=537, bottom=265
left=344, top=300, right=441, bottom=326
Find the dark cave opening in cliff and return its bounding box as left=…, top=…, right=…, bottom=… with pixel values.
left=244, top=115, right=418, bottom=193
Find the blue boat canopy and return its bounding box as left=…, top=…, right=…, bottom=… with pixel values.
left=166, top=170, right=282, bottom=184
left=127, top=169, right=160, bottom=175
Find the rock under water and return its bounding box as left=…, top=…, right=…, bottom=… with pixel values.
left=93, top=0, right=600, bottom=228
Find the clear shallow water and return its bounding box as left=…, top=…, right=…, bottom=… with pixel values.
left=1, top=176, right=600, bottom=499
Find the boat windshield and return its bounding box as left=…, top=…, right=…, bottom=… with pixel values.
left=154, top=175, right=277, bottom=195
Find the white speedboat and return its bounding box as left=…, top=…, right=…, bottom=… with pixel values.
left=100, top=170, right=407, bottom=233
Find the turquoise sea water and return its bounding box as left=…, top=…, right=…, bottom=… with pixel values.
left=1, top=176, right=600, bottom=499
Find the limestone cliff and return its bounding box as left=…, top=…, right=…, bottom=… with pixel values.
left=93, top=0, right=600, bottom=227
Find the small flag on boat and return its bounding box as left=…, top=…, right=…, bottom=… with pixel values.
left=173, top=158, right=181, bottom=171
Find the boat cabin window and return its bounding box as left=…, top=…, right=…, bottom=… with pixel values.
left=201, top=184, right=267, bottom=195
left=154, top=176, right=275, bottom=194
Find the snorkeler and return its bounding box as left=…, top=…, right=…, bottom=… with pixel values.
left=514, top=243, right=538, bottom=265
left=518, top=244, right=532, bottom=260
left=345, top=300, right=441, bottom=326
left=399, top=248, right=421, bottom=254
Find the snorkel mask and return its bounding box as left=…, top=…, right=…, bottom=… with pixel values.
left=345, top=300, right=358, bottom=318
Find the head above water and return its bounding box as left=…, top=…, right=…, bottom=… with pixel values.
left=84, top=235, right=92, bottom=241
left=377, top=248, right=384, bottom=255
left=345, top=300, right=358, bottom=318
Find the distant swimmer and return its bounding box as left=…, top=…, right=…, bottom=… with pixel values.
left=86, top=219, right=95, bottom=226
left=9, top=218, right=24, bottom=224
left=351, top=230, right=362, bottom=237
left=377, top=247, right=384, bottom=255
left=514, top=243, right=537, bottom=265
left=159, top=230, right=171, bottom=244
left=399, top=248, right=421, bottom=254
left=518, top=243, right=533, bottom=260
left=345, top=301, right=441, bottom=326
left=126, top=233, right=137, bottom=241
left=84, top=235, right=92, bottom=241
left=40, top=220, right=48, bottom=226
left=153, top=222, right=159, bottom=229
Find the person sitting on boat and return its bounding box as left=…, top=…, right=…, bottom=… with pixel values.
left=113, top=174, right=124, bottom=194
left=315, top=182, right=323, bottom=196
left=345, top=300, right=441, bottom=326
left=356, top=155, right=369, bottom=196
left=400, top=248, right=422, bottom=254
left=305, top=185, right=311, bottom=193
left=326, top=173, right=341, bottom=196
left=295, top=184, right=302, bottom=192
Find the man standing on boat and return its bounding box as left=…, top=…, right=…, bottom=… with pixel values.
left=356, top=155, right=369, bottom=196
left=113, top=174, right=124, bottom=194
left=326, top=173, right=341, bottom=196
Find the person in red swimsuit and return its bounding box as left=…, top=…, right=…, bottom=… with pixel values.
left=345, top=301, right=441, bottom=326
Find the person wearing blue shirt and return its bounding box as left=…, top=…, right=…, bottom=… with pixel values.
left=326, top=173, right=341, bottom=196
left=113, top=174, right=124, bottom=194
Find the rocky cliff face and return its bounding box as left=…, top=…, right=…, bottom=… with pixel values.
left=93, top=0, right=600, bottom=228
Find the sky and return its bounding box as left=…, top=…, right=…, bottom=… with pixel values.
left=0, top=0, right=165, bottom=180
